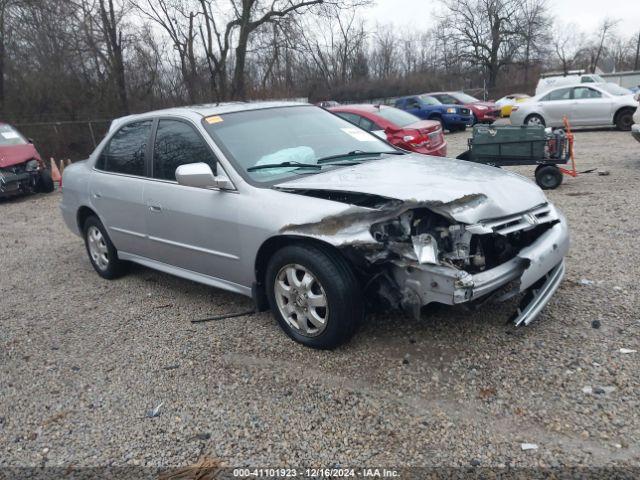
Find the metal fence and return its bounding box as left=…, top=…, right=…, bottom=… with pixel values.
left=15, top=119, right=113, bottom=162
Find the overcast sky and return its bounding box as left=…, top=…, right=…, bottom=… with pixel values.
left=367, top=0, right=640, bottom=34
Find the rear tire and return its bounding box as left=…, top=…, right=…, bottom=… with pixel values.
left=265, top=244, right=363, bottom=349
left=83, top=215, right=129, bottom=279
left=535, top=165, right=563, bottom=190
left=615, top=108, right=634, bottom=131
left=525, top=114, right=546, bottom=127
left=37, top=169, right=55, bottom=193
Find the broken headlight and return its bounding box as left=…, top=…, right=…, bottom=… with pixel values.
left=25, top=159, right=39, bottom=172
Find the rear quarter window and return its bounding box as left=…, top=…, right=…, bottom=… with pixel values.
left=96, top=120, right=152, bottom=176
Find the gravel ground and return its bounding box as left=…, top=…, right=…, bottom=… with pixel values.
left=1, top=128, right=639, bottom=474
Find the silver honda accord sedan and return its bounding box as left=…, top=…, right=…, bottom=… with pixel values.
left=60, top=102, right=570, bottom=349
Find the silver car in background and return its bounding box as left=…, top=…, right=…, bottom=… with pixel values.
left=60, top=102, right=570, bottom=349
left=511, top=83, right=637, bottom=130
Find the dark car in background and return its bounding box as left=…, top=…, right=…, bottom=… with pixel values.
left=0, top=123, right=53, bottom=198
left=427, top=91, right=500, bottom=124
left=330, top=104, right=447, bottom=156
left=394, top=95, right=472, bottom=132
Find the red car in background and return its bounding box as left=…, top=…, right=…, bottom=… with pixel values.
left=0, top=122, right=53, bottom=198
left=426, top=91, right=500, bottom=124
left=329, top=104, right=447, bottom=157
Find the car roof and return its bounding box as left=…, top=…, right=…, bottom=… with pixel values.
left=330, top=104, right=388, bottom=113
left=109, top=101, right=308, bottom=130
left=543, top=83, right=603, bottom=92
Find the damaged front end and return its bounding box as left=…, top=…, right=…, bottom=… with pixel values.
left=280, top=191, right=569, bottom=326
left=0, top=159, right=42, bottom=198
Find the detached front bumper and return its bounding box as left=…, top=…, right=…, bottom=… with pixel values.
left=632, top=124, right=640, bottom=143
left=392, top=216, right=570, bottom=326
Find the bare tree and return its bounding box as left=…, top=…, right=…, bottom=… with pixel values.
left=0, top=0, right=18, bottom=116
left=635, top=31, right=640, bottom=71
left=229, top=0, right=327, bottom=99
left=132, top=0, right=200, bottom=103
left=552, top=23, right=585, bottom=74
left=516, top=0, right=550, bottom=83
left=439, top=0, right=524, bottom=90
left=198, top=0, right=232, bottom=100
left=97, top=0, right=129, bottom=113
left=588, top=18, right=618, bottom=73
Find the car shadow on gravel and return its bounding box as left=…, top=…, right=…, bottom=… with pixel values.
left=0, top=192, right=55, bottom=205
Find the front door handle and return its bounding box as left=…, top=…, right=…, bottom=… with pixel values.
left=148, top=205, right=162, bottom=212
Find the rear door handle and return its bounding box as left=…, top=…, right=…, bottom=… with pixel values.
left=148, top=205, right=162, bottom=212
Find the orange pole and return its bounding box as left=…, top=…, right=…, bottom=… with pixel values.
left=560, top=117, right=578, bottom=178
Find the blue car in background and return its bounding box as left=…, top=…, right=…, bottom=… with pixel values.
left=395, top=95, right=473, bottom=132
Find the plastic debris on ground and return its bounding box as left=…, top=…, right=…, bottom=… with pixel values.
left=521, top=443, right=538, bottom=451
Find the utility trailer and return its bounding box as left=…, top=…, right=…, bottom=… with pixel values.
left=457, top=121, right=577, bottom=190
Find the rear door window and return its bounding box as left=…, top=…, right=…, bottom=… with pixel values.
left=573, top=87, right=602, bottom=99
left=542, top=88, right=572, bottom=102
left=152, top=120, right=217, bottom=181
left=97, top=121, right=152, bottom=176
left=406, top=98, right=421, bottom=109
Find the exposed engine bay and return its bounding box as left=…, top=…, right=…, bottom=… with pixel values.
left=279, top=188, right=568, bottom=326
left=369, top=206, right=558, bottom=274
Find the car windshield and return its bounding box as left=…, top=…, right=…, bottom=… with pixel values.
left=432, top=93, right=460, bottom=104
left=0, top=124, right=28, bottom=146
left=202, top=105, right=398, bottom=184
left=376, top=107, right=420, bottom=128
left=452, top=92, right=481, bottom=103
left=419, top=95, right=442, bottom=106
left=599, top=83, right=632, bottom=96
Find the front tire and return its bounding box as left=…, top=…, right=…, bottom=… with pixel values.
left=615, top=108, right=634, bottom=131
left=37, top=169, right=55, bottom=193
left=525, top=114, right=546, bottom=127
left=265, top=244, right=363, bottom=349
left=83, top=216, right=128, bottom=279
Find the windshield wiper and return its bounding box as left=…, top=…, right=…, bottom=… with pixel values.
left=316, top=150, right=405, bottom=165
left=247, top=161, right=322, bottom=172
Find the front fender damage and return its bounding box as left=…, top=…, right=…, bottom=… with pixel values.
left=279, top=191, right=569, bottom=325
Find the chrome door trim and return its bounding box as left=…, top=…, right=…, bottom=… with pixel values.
left=110, top=226, right=147, bottom=239
left=147, top=235, right=240, bottom=260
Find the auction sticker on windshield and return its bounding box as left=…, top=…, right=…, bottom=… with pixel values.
left=341, top=127, right=377, bottom=142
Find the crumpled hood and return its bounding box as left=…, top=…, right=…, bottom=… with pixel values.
left=275, top=155, right=548, bottom=224
left=0, top=144, right=41, bottom=168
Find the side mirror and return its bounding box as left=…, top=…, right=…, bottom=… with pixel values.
left=175, top=162, right=235, bottom=190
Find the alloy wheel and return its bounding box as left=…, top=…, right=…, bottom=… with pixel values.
left=87, top=226, right=109, bottom=271
left=274, top=264, right=329, bottom=337
left=527, top=115, right=543, bottom=126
